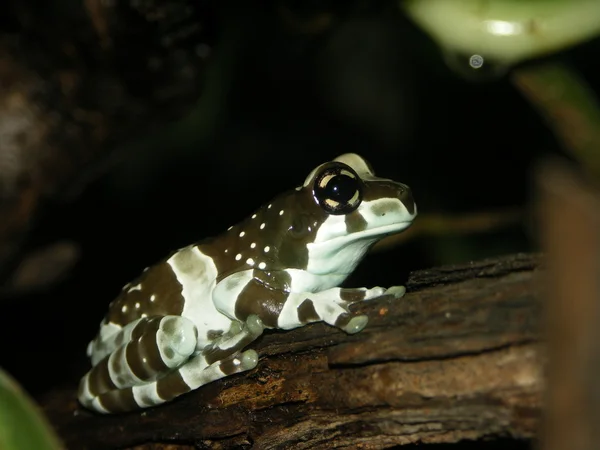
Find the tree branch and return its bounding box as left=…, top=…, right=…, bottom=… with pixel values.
left=40, top=252, right=543, bottom=449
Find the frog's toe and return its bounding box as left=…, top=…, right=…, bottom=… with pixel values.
left=239, top=349, right=259, bottom=370
left=228, top=321, right=243, bottom=336
left=246, top=314, right=265, bottom=336
left=366, top=286, right=387, bottom=298
left=385, top=285, right=406, bottom=298
left=343, top=315, right=369, bottom=334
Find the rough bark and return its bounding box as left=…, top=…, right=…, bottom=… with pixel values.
left=537, top=161, right=600, bottom=450
left=40, top=252, right=544, bottom=450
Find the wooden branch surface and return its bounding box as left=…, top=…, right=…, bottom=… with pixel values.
left=40, top=252, right=544, bottom=449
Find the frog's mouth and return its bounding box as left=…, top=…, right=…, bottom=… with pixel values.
left=354, top=219, right=415, bottom=240
left=356, top=200, right=418, bottom=240
left=310, top=218, right=415, bottom=250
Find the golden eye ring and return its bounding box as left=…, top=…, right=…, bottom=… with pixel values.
left=313, top=162, right=363, bottom=215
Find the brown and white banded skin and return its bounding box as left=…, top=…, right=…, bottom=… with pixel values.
left=78, top=153, right=417, bottom=414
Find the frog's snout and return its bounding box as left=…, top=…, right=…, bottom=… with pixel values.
left=397, top=183, right=415, bottom=216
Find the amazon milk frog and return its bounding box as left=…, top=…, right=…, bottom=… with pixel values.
left=78, top=153, right=417, bottom=413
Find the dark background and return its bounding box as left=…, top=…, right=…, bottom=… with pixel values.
left=2, top=3, right=598, bottom=448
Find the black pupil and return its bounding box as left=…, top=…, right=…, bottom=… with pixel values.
left=325, top=174, right=357, bottom=203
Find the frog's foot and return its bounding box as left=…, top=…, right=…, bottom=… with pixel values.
left=336, top=313, right=369, bottom=334
left=342, top=285, right=406, bottom=301
left=384, top=285, right=406, bottom=298
left=163, top=348, right=259, bottom=403
left=78, top=315, right=198, bottom=411
left=202, top=314, right=265, bottom=364
left=334, top=286, right=405, bottom=333
left=276, top=285, right=402, bottom=334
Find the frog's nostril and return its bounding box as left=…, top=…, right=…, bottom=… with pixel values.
left=398, top=185, right=415, bottom=215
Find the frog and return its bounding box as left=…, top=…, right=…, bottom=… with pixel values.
left=78, top=153, right=417, bottom=414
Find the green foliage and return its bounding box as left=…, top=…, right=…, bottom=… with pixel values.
left=0, top=368, right=63, bottom=450
left=402, top=0, right=600, bottom=68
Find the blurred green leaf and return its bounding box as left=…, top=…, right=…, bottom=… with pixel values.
left=0, top=368, right=64, bottom=450
left=402, top=0, right=600, bottom=69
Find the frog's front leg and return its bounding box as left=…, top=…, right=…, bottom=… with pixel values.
left=215, top=270, right=405, bottom=335
left=279, top=285, right=406, bottom=334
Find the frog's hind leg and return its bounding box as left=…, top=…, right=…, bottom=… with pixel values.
left=80, top=315, right=265, bottom=413
left=78, top=315, right=198, bottom=410
left=87, top=317, right=157, bottom=365
left=92, top=348, right=259, bottom=413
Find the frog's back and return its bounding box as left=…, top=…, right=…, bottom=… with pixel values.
left=104, top=243, right=219, bottom=327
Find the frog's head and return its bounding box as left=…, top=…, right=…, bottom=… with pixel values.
left=295, top=153, right=416, bottom=276
left=247, top=153, right=416, bottom=280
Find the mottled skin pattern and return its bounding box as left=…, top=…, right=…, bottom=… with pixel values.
left=79, top=153, right=417, bottom=414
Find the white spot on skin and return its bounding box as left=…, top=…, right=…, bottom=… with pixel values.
left=258, top=262, right=266, bottom=269
left=121, top=305, right=128, bottom=313
left=150, top=295, right=156, bottom=302
left=239, top=231, right=245, bottom=237
left=135, top=302, right=141, bottom=309
left=252, top=214, right=257, bottom=219
left=235, top=254, right=242, bottom=261
left=246, top=258, right=255, bottom=266
left=268, top=204, right=272, bottom=209
left=228, top=226, right=233, bottom=231
left=250, top=242, right=256, bottom=249
left=264, top=246, right=270, bottom=253
left=225, top=249, right=229, bottom=253
left=141, top=313, right=148, bottom=318
left=127, top=283, right=142, bottom=293
left=260, top=223, right=266, bottom=229
left=279, top=210, right=284, bottom=216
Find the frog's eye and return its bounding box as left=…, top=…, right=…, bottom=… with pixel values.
left=313, top=163, right=363, bottom=215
